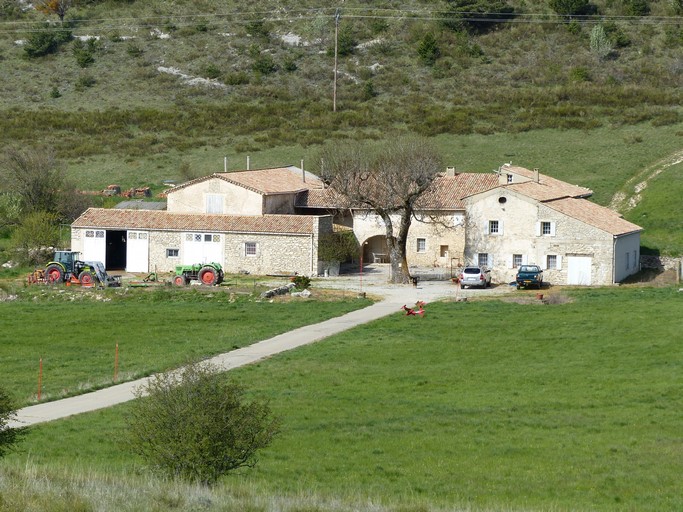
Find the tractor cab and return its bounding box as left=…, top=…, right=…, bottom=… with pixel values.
left=53, top=251, right=80, bottom=271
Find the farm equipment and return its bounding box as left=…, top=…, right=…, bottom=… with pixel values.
left=40, top=251, right=121, bottom=287
left=173, top=262, right=224, bottom=286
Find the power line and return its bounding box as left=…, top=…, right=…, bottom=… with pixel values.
left=0, top=6, right=680, bottom=35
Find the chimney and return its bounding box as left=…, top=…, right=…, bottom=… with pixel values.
left=446, top=166, right=456, bottom=177
left=533, top=168, right=540, bottom=183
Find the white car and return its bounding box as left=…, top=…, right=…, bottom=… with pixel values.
left=459, top=266, right=492, bottom=289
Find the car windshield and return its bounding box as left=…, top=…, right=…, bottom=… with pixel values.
left=519, top=266, right=540, bottom=272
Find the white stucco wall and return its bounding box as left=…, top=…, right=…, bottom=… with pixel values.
left=464, top=189, right=633, bottom=286
left=167, top=178, right=264, bottom=215
left=613, top=232, right=641, bottom=283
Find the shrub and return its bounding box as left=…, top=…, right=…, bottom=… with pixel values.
left=72, top=38, right=96, bottom=68
left=75, top=73, right=96, bottom=91
left=0, top=386, right=25, bottom=458
left=417, top=32, right=440, bottom=65
left=569, top=66, right=591, bottom=82
left=252, top=53, right=276, bottom=75
left=203, top=63, right=221, bottom=80
left=23, top=23, right=72, bottom=58
left=291, top=275, right=312, bottom=290
left=590, top=25, right=613, bottom=60
left=549, top=0, right=592, bottom=15
left=125, top=361, right=279, bottom=485
left=318, top=231, right=359, bottom=263
left=126, top=43, right=143, bottom=57
left=622, top=0, right=650, bottom=16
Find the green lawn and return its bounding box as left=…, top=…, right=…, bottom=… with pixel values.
left=0, top=285, right=371, bottom=405
left=5, top=287, right=683, bottom=511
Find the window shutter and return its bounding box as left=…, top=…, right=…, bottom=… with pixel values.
left=507, top=255, right=513, bottom=268
left=540, top=256, right=547, bottom=270
left=484, top=221, right=490, bottom=235
left=550, top=222, right=556, bottom=236
left=499, top=220, right=504, bottom=235
left=535, top=222, right=541, bottom=236
left=488, top=254, right=494, bottom=267
left=556, top=255, right=563, bottom=269
left=241, top=242, right=245, bottom=257
left=522, top=254, right=528, bottom=265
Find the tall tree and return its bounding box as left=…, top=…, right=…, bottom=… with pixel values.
left=319, top=137, right=443, bottom=284
left=0, top=148, right=63, bottom=216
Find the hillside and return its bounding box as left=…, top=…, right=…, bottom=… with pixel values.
left=0, top=0, right=682, bottom=253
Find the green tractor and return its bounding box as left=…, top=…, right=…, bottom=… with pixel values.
left=45, top=251, right=121, bottom=287
left=173, top=262, right=224, bottom=286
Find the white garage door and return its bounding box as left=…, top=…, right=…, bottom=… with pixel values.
left=182, top=233, right=223, bottom=265
left=567, top=256, right=592, bottom=285
left=126, top=231, right=149, bottom=273
left=83, top=229, right=106, bottom=263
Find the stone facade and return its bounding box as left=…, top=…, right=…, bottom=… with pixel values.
left=464, top=187, right=641, bottom=286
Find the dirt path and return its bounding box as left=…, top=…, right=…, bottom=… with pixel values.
left=609, top=149, right=683, bottom=212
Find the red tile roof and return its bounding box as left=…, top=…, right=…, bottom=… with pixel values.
left=544, top=198, right=642, bottom=236
left=418, top=173, right=500, bottom=209
left=166, top=166, right=323, bottom=197
left=298, top=173, right=499, bottom=210
left=501, top=165, right=593, bottom=201
left=72, top=208, right=319, bottom=234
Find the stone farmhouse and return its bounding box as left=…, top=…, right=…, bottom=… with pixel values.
left=71, top=163, right=642, bottom=285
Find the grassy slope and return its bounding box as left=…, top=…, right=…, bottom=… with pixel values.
left=5, top=287, right=683, bottom=511
left=0, top=286, right=371, bottom=405
left=0, top=1, right=682, bottom=253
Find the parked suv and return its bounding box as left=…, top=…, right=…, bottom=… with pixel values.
left=459, top=266, right=492, bottom=289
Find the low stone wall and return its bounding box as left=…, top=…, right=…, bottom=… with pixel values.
left=640, top=255, right=681, bottom=272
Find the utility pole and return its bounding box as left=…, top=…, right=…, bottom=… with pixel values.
left=333, top=8, right=340, bottom=112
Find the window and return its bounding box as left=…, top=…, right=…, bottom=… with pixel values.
left=538, top=221, right=556, bottom=236
left=245, top=242, right=257, bottom=256
left=166, top=248, right=179, bottom=258
left=625, top=251, right=630, bottom=270
left=416, top=238, right=426, bottom=253
left=440, top=245, right=449, bottom=258
left=547, top=255, right=557, bottom=269
left=513, top=254, right=523, bottom=268
left=478, top=253, right=489, bottom=267
left=205, top=194, right=224, bottom=214
left=489, top=220, right=499, bottom=234
left=506, top=174, right=513, bottom=184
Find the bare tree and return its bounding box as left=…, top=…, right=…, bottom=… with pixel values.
left=36, top=0, right=72, bottom=23
left=319, top=137, right=443, bottom=283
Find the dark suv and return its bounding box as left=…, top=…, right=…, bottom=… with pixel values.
left=459, top=266, right=492, bottom=289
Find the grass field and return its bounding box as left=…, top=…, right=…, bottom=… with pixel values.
left=4, top=286, right=682, bottom=511
left=0, top=284, right=371, bottom=406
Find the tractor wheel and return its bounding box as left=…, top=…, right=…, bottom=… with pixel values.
left=198, top=266, right=217, bottom=286
left=46, top=264, right=64, bottom=283
left=79, top=271, right=95, bottom=286
left=173, top=275, right=187, bottom=286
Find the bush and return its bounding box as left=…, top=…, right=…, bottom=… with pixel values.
left=0, top=386, right=25, bottom=458
left=72, top=38, right=96, bottom=68
left=24, top=23, right=72, bottom=58
left=318, top=231, right=359, bottom=263
left=125, top=361, right=279, bottom=485
left=417, top=33, right=440, bottom=65
left=291, top=275, right=311, bottom=290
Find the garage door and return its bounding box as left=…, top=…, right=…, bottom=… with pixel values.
left=567, top=256, right=592, bottom=285
left=182, top=233, right=223, bottom=265
left=126, top=231, right=149, bottom=273
left=83, top=229, right=106, bottom=263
